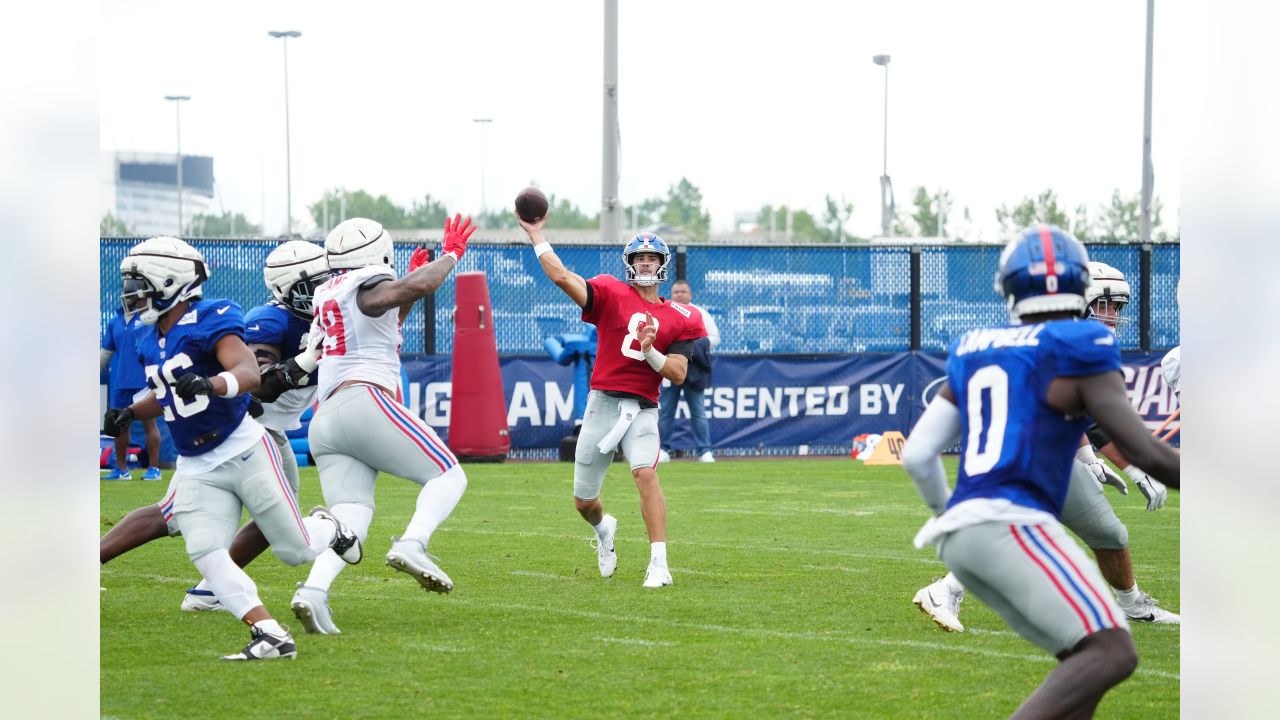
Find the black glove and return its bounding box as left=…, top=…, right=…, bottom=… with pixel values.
left=175, top=372, right=214, bottom=401
left=247, top=396, right=265, bottom=418
left=103, top=407, right=135, bottom=437
left=255, top=361, right=297, bottom=404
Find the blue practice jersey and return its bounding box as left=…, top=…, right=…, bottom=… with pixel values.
left=102, top=310, right=148, bottom=391
left=945, top=319, right=1122, bottom=516
left=134, top=299, right=251, bottom=456
left=245, top=301, right=313, bottom=380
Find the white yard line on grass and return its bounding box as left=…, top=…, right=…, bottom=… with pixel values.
left=447, top=598, right=1180, bottom=683
left=449, top=526, right=940, bottom=565
left=703, top=507, right=875, bottom=518
left=598, top=637, right=676, bottom=647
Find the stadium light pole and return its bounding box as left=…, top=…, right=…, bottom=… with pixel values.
left=873, top=54, right=894, bottom=238
left=269, top=30, right=301, bottom=237
left=164, top=95, right=190, bottom=235
left=473, top=118, right=493, bottom=227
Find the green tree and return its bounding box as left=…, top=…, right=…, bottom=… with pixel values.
left=543, top=194, right=598, bottom=229
left=623, top=196, right=667, bottom=230
left=100, top=213, right=130, bottom=236
left=909, top=187, right=936, bottom=237
left=822, top=195, right=856, bottom=243
left=995, top=189, right=1072, bottom=236
left=406, top=194, right=450, bottom=228
left=1094, top=190, right=1167, bottom=243
left=308, top=189, right=408, bottom=229
left=658, top=177, right=712, bottom=242
left=187, top=211, right=262, bottom=237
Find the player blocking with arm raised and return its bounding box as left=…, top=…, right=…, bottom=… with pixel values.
left=180, top=240, right=333, bottom=613
left=519, top=218, right=706, bottom=588
left=901, top=226, right=1179, bottom=718
left=259, top=216, right=476, bottom=634
left=102, top=237, right=361, bottom=661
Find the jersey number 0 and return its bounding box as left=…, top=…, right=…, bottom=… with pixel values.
left=963, top=365, right=1009, bottom=474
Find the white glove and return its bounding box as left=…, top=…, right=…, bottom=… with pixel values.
left=1076, top=445, right=1127, bottom=494
left=1125, top=465, right=1167, bottom=511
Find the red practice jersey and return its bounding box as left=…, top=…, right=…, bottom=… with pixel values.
left=582, top=275, right=708, bottom=404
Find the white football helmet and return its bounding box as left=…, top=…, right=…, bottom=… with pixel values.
left=325, top=218, right=395, bottom=273
left=264, top=240, right=331, bottom=320
left=119, top=236, right=208, bottom=325
left=1085, top=261, right=1130, bottom=331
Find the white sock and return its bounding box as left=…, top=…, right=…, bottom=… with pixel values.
left=593, top=517, right=611, bottom=539
left=401, top=466, right=468, bottom=547
left=1115, top=584, right=1141, bottom=606
left=650, top=541, right=667, bottom=567
left=253, top=618, right=286, bottom=636
left=941, top=572, right=966, bottom=595
left=302, top=503, right=374, bottom=592
left=192, top=549, right=262, bottom=620
left=300, top=516, right=339, bottom=557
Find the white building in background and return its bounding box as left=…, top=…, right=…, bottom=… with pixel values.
left=101, top=151, right=216, bottom=236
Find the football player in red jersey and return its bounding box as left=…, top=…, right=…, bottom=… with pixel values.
left=519, top=218, right=706, bottom=587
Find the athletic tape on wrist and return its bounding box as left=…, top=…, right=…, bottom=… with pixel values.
left=534, top=243, right=555, bottom=258
left=217, top=371, right=239, bottom=397
left=644, top=347, right=667, bottom=371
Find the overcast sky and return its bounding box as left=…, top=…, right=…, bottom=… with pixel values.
left=100, top=0, right=1185, bottom=240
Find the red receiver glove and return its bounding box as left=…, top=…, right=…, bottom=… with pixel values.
left=408, top=247, right=432, bottom=273
left=442, top=214, right=477, bottom=262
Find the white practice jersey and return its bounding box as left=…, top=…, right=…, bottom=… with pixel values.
left=259, top=384, right=318, bottom=432
left=310, top=265, right=402, bottom=403
left=1160, top=345, right=1181, bottom=398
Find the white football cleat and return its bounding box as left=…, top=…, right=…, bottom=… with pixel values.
left=291, top=583, right=342, bottom=634
left=181, top=586, right=224, bottom=612
left=642, top=564, right=673, bottom=588
left=657, top=449, right=671, bottom=464
left=913, top=580, right=964, bottom=632
left=310, top=506, right=362, bottom=565
left=1120, top=591, right=1180, bottom=624
left=386, top=537, right=453, bottom=593
left=698, top=451, right=716, bottom=463
left=590, top=514, right=618, bottom=578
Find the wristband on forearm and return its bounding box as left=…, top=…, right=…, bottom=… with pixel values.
left=644, top=347, right=667, bottom=371
left=534, top=242, right=555, bottom=258
left=217, top=371, right=240, bottom=397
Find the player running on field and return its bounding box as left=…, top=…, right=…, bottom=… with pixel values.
left=518, top=218, right=707, bottom=588
left=913, top=260, right=1178, bottom=632
left=102, top=237, right=361, bottom=661
left=257, top=215, right=476, bottom=634
left=901, top=225, right=1179, bottom=718
left=180, top=240, right=334, bottom=612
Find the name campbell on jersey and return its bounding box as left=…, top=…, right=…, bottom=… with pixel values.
left=945, top=318, right=1122, bottom=516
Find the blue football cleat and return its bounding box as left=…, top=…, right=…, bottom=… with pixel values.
left=102, top=468, right=131, bottom=481
left=142, top=467, right=163, bottom=481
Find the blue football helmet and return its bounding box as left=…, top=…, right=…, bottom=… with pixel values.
left=994, top=224, right=1091, bottom=321
left=623, top=233, right=671, bottom=287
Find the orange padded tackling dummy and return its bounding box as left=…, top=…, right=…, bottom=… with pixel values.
left=448, top=272, right=510, bottom=461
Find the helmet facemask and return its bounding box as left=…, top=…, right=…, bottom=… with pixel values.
left=1087, top=289, right=1129, bottom=333
left=120, top=264, right=206, bottom=325
left=280, top=269, right=332, bottom=320
left=625, top=251, right=669, bottom=287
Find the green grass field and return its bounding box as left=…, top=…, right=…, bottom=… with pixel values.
left=100, top=458, right=1179, bottom=719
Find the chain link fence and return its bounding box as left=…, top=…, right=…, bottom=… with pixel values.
left=101, top=238, right=1179, bottom=353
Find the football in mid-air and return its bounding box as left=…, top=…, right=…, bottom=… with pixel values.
left=514, top=187, right=549, bottom=224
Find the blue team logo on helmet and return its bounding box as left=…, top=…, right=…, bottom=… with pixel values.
left=994, top=224, right=1091, bottom=321
left=623, top=232, right=671, bottom=287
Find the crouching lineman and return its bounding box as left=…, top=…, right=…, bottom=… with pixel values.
left=103, top=237, right=361, bottom=660
left=256, top=216, right=476, bottom=634
left=517, top=219, right=707, bottom=588
left=913, top=260, right=1178, bottom=632
left=902, top=226, right=1179, bottom=718
left=181, top=240, right=333, bottom=613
